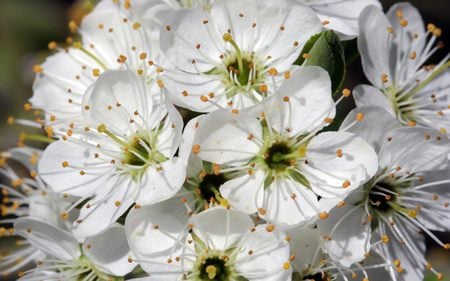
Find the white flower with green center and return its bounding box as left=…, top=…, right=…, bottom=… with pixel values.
left=295, top=0, right=381, bottom=40
left=126, top=203, right=292, bottom=280
left=38, top=70, right=185, bottom=239
left=288, top=227, right=390, bottom=281
left=0, top=147, right=76, bottom=277
left=30, top=0, right=167, bottom=135
left=318, top=106, right=450, bottom=281
left=356, top=3, right=450, bottom=134
left=14, top=218, right=134, bottom=281
left=190, top=66, right=378, bottom=226
left=159, top=0, right=323, bottom=112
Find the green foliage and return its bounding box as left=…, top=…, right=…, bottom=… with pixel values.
left=295, top=30, right=346, bottom=95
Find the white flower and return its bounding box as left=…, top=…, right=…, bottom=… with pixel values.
left=319, top=106, right=450, bottom=281
left=0, top=147, right=75, bottom=276
left=38, top=70, right=185, bottom=239
left=356, top=3, right=450, bottom=134
left=14, top=218, right=134, bottom=280
left=126, top=203, right=292, bottom=280
left=191, top=66, right=378, bottom=226
left=159, top=0, right=323, bottom=112
left=30, top=0, right=166, bottom=135
left=296, top=0, right=382, bottom=40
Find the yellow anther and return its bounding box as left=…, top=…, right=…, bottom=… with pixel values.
left=284, top=71, right=291, bottom=79
left=433, top=28, right=442, bottom=37
left=97, top=124, right=107, bottom=133
left=200, top=95, right=209, bottom=102
left=319, top=212, right=329, bottom=219
left=115, top=201, right=121, bottom=207
left=283, top=262, right=291, bottom=270
left=407, top=209, right=417, bottom=218
left=381, top=73, right=389, bottom=83
left=387, top=27, right=394, bottom=33
left=92, top=69, right=100, bottom=77
left=265, top=224, right=275, bottom=232
left=342, top=88, right=351, bottom=97
left=61, top=161, right=69, bottom=168
left=61, top=212, right=69, bottom=220
left=192, top=144, right=201, bottom=155
left=302, top=53, right=311, bottom=59
left=394, top=259, right=401, bottom=267
left=356, top=112, right=365, bottom=121
left=395, top=9, right=404, bottom=19
left=268, top=68, right=278, bottom=76
left=283, top=96, right=290, bottom=102
left=48, top=41, right=58, bottom=50
left=223, top=33, right=232, bottom=42
left=68, top=20, right=77, bottom=32
left=437, top=273, right=444, bottom=280
left=336, top=149, right=343, bottom=158
left=407, top=120, right=416, bottom=127
left=410, top=51, right=417, bottom=60
left=205, top=265, right=217, bottom=279
left=157, top=80, right=164, bottom=88
left=33, top=65, right=43, bottom=74
left=399, top=19, right=408, bottom=27
left=132, top=22, right=141, bottom=30
left=258, top=84, right=268, bottom=93
left=427, top=23, right=436, bottom=32
left=381, top=235, right=389, bottom=243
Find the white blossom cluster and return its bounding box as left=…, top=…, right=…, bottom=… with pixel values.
left=1, top=0, right=449, bottom=280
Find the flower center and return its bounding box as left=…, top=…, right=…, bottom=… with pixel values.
left=199, top=257, right=230, bottom=280
left=264, top=141, right=294, bottom=172
left=367, top=175, right=417, bottom=218
left=198, top=173, right=227, bottom=203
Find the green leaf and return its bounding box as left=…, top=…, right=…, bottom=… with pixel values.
left=295, top=30, right=346, bottom=95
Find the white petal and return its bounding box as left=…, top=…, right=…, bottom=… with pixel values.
left=14, top=217, right=80, bottom=261
left=379, top=220, right=425, bottom=281
left=85, top=224, right=136, bottom=276
left=263, top=178, right=319, bottom=226
left=136, top=158, right=186, bottom=205
left=378, top=127, right=450, bottom=173
left=303, top=132, right=378, bottom=198
left=179, top=116, right=204, bottom=176
left=235, top=224, right=292, bottom=281
left=163, top=71, right=224, bottom=112
left=310, top=0, right=381, bottom=39
left=82, top=70, right=153, bottom=136
left=352, top=84, right=395, bottom=116
left=125, top=198, right=190, bottom=278
left=220, top=170, right=265, bottom=214
left=317, top=203, right=371, bottom=267
left=266, top=66, right=335, bottom=137
left=194, top=109, right=262, bottom=166
left=29, top=48, right=99, bottom=132
left=253, top=0, right=322, bottom=70
left=358, top=6, right=395, bottom=88
left=39, top=140, right=113, bottom=197
left=160, top=9, right=222, bottom=73
left=190, top=207, right=253, bottom=250
left=341, top=105, right=400, bottom=153
left=155, top=102, right=183, bottom=158
left=72, top=175, right=139, bottom=239
left=286, top=226, right=324, bottom=271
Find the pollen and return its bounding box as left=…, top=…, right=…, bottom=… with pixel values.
left=157, top=80, right=164, bottom=88
left=92, top=69, right=100, bottom=77
left=61, top=212, right=69, bottom=220
left=356, top=112, right=365, bottom=121
left=68, top=20, right=77, bottom=32
left=283, top=262, right=290, bottom=270
left=342, top=180, right=351, bottom=188
left=399, top=19, right=408, bottom=27
left=319, top=212, right=329, bottom=219
left=223, top=33, right=232, bottom=42
left=268, top=68, right=278, bottom=76
left=61, top=161, right=69, bottom=168
left=336, top=149, right=343, bottom=158
left=115, top=201, right=121, bottom=207
left=259, top=84, right=268, bottom=93
left=284, top=71, right=291, bottom=79
left=342, top=88, right=351, bottom=97
left=381, top=73, right=388, bottom=83
left=192, top=144, right=201, bottom=154
left=33, top=65, right=43, bottom=74
left=265, top=224, right=275, bottom=232
left=24, top=103, right=32, bottom=111
left=381, top=235, right=389, bottom=243
left=132, top=22, right=141, bottom=30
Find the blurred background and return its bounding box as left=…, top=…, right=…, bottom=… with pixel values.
left=0, top=0, right=448, bottom=280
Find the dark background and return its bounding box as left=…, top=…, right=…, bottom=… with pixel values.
left=0, top=0, right=448, bottom=280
